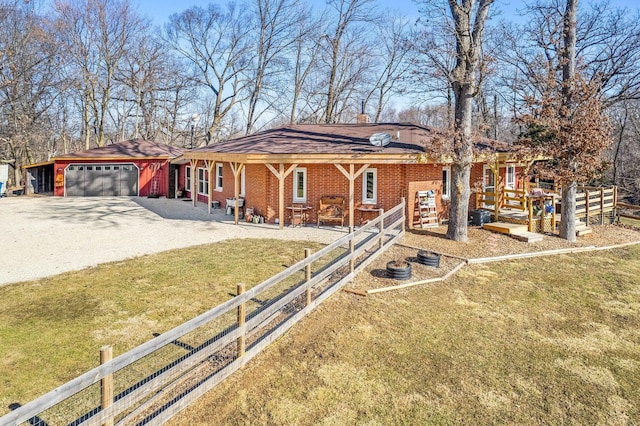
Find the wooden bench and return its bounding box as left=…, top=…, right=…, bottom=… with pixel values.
left=317, top=195, right=345, bottom=227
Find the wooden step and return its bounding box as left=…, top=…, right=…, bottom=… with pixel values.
left=511, top=231, right=544, bottom=243
left=483, top=222, right=528, bottom=235
left=576, top=224, right=592, bottom=236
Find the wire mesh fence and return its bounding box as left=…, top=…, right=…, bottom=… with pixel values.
left=1, top=200, right=405, bottom=426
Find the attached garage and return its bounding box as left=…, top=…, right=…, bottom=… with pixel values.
left=52, top=139, right=185, bottom=198
left=65, top=163, right=139, bottom=196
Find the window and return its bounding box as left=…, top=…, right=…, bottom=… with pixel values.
left=197, top=167, right=209, bottom=195
left=362, top=168, right=377, bottom=204
left=483, top=165, right=495, bottom=208
left=506, top=165, right=516, bottom=189
left=215, top=163, right=223, bottom=191
left=442, top=166, right=451, bottom=199
left=185, top=166, right=192, bottom=192
left=293, top=168, right=307, bottom=202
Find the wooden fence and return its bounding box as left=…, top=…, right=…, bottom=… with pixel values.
left=575, top=186, right=617, bottom=224
left=616, top=202, right=640, bottom=225
left=0, top=201, right=406, bottom=426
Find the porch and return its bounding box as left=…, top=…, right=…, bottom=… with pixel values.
left=476, top=185, right=618, bottom=240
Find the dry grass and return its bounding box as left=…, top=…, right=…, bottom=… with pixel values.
left=171, top=234, right=640, bottom=425
left=0, top=239, right=324, bottom=416
left=3, top=225, right=640, bottom=424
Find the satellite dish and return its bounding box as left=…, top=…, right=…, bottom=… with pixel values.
left=369, top=132, right=391, bottom=147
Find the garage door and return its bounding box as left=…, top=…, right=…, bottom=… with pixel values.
left=65, top=163, right=139, bottom=196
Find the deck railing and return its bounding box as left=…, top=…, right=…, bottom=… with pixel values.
left=1, top=201, right=406, bottom=426
left=575, top=186, right=617, bottom=224
left=475, top=185, right=617, bottom=232
left=501, top=188, right=527, bottom=211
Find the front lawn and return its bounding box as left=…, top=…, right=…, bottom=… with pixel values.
left=171, top=244, right=640, bottom=425
left=0, top=239, right=324, bottom=415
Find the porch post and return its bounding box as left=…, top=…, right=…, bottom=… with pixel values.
left=204, top=160, right=215, bottom=215
left=349, top=164, right=355, bottom=231
left=266, top=163, right=298, bottom=230
left=493, top=158, right=500, bottom=221
left=230, top=162, right=245, bottom=225
left=189, top=159, right=198, bottom=207
left=335, top=163, right=370, bottom=232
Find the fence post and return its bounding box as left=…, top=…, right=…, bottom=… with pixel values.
left=100, top=346, right=113, bottom=426
left=585, top=189, right=590, bottom=224
left=551, top=195, right=557, bottom=231
left=349, top=237, right=355, bottom=274
left=600, top=188, right=605, bottom=224
left=237, top=283, right=246, bottom=358
left=527, top=197, right=533, bottom=232
left=378, top=208, right=385, bottom=250
left=613, top=185, right=618, bottom=224
left=305, top=248, right=312, bottom=306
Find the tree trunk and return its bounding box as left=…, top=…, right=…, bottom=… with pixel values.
left=444, top=0, right=493, bottom=242
left=447, top=161, right=472, bottom=241
left=325, top=39, right=339, bottom=123
left=446, top=84, right=474, bottom=242
left=558, top=0, right=578, bottom=241
left=612, top=104, right=627, bottom=186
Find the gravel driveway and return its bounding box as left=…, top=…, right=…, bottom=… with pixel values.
left=0, top=196, right=346, bottom=286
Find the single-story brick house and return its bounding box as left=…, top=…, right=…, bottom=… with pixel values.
left=25, top=139, right=184, bottom=197
left=175, top=122, right=526, bottom=229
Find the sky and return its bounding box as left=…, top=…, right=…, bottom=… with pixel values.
left=132, top=0, right=639, bottom=28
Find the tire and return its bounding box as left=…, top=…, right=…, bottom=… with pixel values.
left=386, top=260, right=412, bottom=280
left=417, top=250, right=441, bottom=268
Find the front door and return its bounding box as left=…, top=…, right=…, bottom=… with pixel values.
left=483, top=165, right=495, bottom=209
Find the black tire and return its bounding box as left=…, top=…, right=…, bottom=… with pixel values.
left=417, top=250, right=441, bottom=268
left=386, top=260, right=412, bottom=280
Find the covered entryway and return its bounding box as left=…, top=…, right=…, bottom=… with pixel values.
left=65, top=163, right=138, bottom=196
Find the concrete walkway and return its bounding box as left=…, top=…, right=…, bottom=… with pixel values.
left=0, top=196, right=347, bottom=286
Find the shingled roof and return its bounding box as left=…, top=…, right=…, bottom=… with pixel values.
left=188, top=123, right=512, bottom=156
left=54, top=139, right=184, bottom=160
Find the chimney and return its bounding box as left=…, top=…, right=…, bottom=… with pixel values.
left=357, top=99, right=369, bottom=123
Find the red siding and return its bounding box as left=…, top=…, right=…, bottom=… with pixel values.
left=54, top=159, right=170, bottom=197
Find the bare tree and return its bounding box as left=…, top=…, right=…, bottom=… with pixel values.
left=322, top=0, right=378, bottom=124
left=115, top=35, right=195, bottom=143
left=0, top=0, right=61, bottom=186
left=497, top=0, right=640, bottom=112
left=288, top=5, right=324, bottom=124
left=165, top=2, right=252, bottom=145
left=53, top=0, right=147, bottom=148
left=243, top=0, right=309, bottom=134
left=363, top=13, right=412, bottom=123
left=417, top=0, right=495, bottom=242
left=408, top=15, right=457, bottom=126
